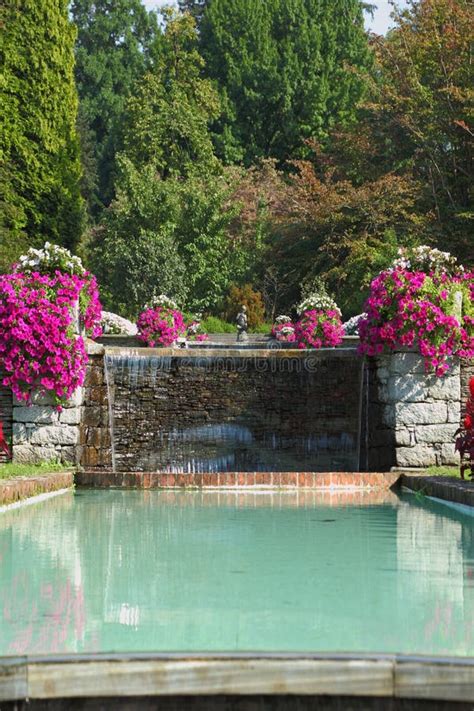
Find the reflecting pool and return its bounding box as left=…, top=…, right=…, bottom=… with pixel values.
left=0, top=489, right=473, bottom=656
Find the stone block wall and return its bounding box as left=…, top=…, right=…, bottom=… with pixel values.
left=12, top=389, right=83, bottom=465
left=79, top=351, right=112, bottom=471
left=370, top=351, right=461, bottom=468
left=0, top=369, right=13, bottom=462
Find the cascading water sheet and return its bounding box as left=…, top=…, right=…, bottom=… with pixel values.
left=104, top=349, right=365, bottom=473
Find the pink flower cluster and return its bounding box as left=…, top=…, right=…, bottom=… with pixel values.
left=294, top=309, right=344, bottom=349
left=271, top=321, right=296, bottom=343
left=82, top=274, right=102, bottom=339
left=358, top=268, right=474, bottom=376
left=137, top=307, right=186, bottom=347
left=0, top=272, right=95, bottom=405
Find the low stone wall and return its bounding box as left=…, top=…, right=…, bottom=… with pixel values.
left=0, top=368, right=13, bottom=462
left=2, top=343, right=469, bottom=472
left=11, top=390, right=83, bottom=465
left=371, top=352, right=460, bottom=468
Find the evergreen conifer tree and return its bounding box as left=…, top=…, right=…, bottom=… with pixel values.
left=0, top=0, right=84, bottom=266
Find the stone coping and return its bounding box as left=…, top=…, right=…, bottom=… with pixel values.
left=100, top=345, right=360, bottom=359
left=96, top=334, right=360, bottom=349
left=0, top=471, right=74, bottom=507
left=75, top=471, right=400, bottom=490
left=401, top=474, right=474, bottom=508
left=1, top=653, right=474, bottom=703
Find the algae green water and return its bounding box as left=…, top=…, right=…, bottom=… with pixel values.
left=0, top=489, right=473, bottom=657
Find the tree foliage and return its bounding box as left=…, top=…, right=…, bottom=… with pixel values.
left=371, top=0, right=473, bottom=261
left=88, top=12, right=248, bottom=315
left=121, top=11, right=220, bottom=178
left=0, top=0, right=84, bottom=269
left=200, top=0, right=372, bottom=164
left=71, top=0, right=160, bottom=214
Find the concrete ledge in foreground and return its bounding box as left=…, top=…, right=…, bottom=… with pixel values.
left=1, top=654, right=474, bottom=703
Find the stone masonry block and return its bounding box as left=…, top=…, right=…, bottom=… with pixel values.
left=439, top=443, right=458, bottom=466
left=447, top=401, right=461, bottom=423
left=387, top=375, right=428, bottom=403
left=59, top=407, right=81, bottom=425
left=13, top=444, right=58, bottom=464
left=12, top=422, right=28, bottom=444
left=394, top=401, right=447, bottom=426
left=389, top=352, right=426, bottom=375
left=13, top=405, right=58, bottom=425
left=429, top=372, right=461, bottom=401
left=395, top=428, right=414, bottom=446
left=415, top=423, right=458, bottom=444
left=30, top=425, right=78, bottom=446
left=396, top=445, right=436, bottom=468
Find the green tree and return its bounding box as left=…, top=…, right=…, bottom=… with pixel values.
left=71, top=0, right=160, bottom=214
left=88, top=12, right=247, bottom=314
left=87, top=158, right=188, bottom=316
left=0, top=0, right=84, bottom=265
left=121, top=10, right=220, bottom=178
left=372, top=0, right=473, bottom=261
left=200, top=0, right=372, bottom=164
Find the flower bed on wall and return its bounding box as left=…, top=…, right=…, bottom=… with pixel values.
left=0, top=244, right=102, bottom=407
left=359, top=247, right=474, bottom=376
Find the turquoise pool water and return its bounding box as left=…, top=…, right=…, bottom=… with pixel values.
left=0, top=489, right=473, bottom=657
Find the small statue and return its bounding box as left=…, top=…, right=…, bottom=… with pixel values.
left=236, top=305, right=248, bottom=342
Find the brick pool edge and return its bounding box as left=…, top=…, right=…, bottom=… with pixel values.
left=75, top=471, right=401, bottom=489
left=0, top=471, right=74, bottom=507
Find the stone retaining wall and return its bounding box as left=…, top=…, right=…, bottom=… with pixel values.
left=0, top=368, right=12, bottom=462
left=11, top=390, right=83, bottom=465
left=371, top=352, right=460, bottom=468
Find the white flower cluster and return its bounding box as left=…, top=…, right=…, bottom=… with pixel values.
left=146, top=294, right=178, bottom=311
left=343, top=313, right=367, bottom=336
left=297, top=293, right=340, bottom=316
left=279, top=325, right=295, bottom=335
left=274, top=314, right=292, bottom=324
left=393, top=245, right=461, bottom=274
left=101, top=311, right=137, bottom=336
left=16, top=242, right=85, bottom=276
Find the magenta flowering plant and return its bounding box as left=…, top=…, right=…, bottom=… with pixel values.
left=137, top=306, right=186, bottom=347
left=295, top=309, right=344, bottom=349
left=0, top=272, right=89, bottom=405
left=271, top=316, right=296, bottom=343
left=358, top=267, right=474, bottom=376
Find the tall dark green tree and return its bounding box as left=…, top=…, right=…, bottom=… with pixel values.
left=0, top=0, right=84, bottom=268
left=200, top=0, right=372, bottom=164
left=71, top=0, right=161, bottom=215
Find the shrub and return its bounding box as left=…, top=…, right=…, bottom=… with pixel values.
left=223, top=284, right=265, bottom=329
left=295, top=310, right=344, bottom=349
left=201, top=316, right=237, bottom=333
